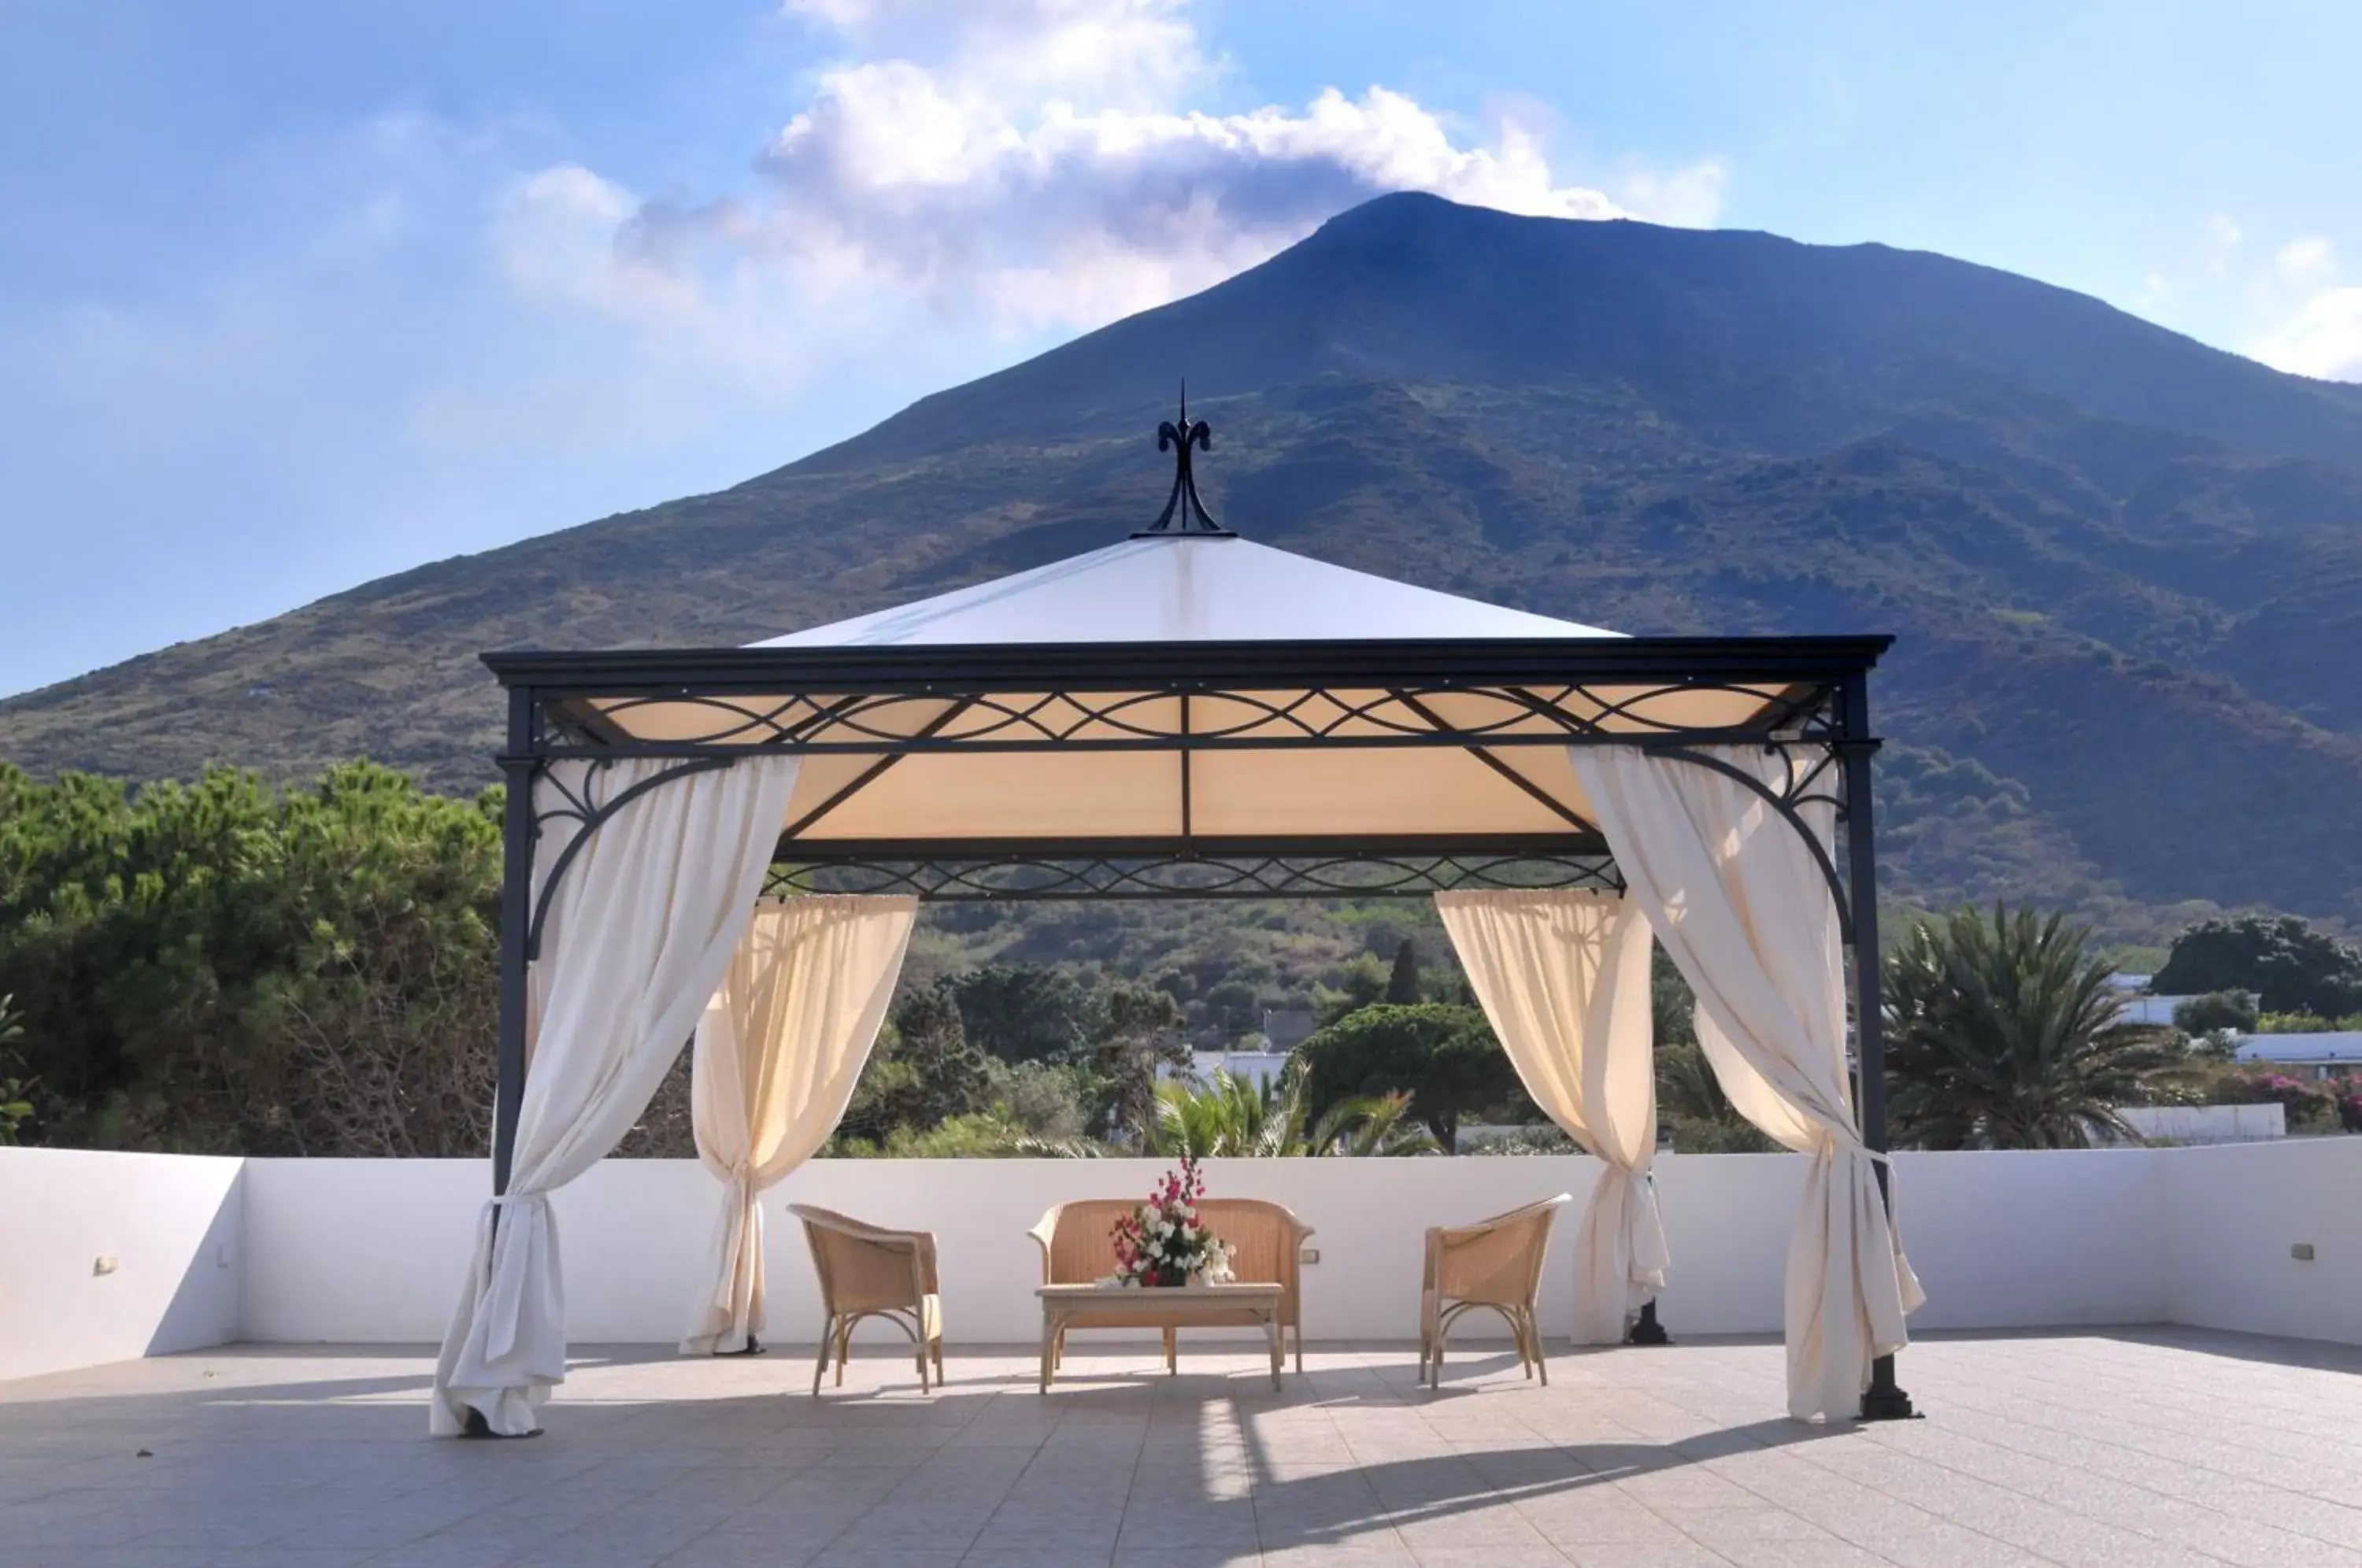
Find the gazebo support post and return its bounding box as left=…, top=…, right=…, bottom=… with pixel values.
left=465, top=685, right=539, bottom=1439
left=1842, top=674, right=1916, bottom=1422
left=491, top=684, right=536, bottom=1199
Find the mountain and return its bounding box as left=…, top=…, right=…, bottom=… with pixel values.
left=6, top=191, right=2361, bottom=933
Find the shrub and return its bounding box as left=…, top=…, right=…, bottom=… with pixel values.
left=1464, top=1127, right=1576, bottom=1156
left=2207, top=1072, right=2338, bottom=1131
left=834, top=1111, right=1042, bottom=1159
left=1662, top=1112, right=1777, bottom=1154
left=988, top=1059, right=1092, bottom=1143
left=2256, top=1011, right=2341, bottom=1035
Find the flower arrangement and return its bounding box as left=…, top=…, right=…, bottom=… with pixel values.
left=1109, top=1157, right=1234, bottom=1287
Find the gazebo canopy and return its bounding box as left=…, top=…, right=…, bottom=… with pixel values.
left=486, top=427, right=1883, bottom=897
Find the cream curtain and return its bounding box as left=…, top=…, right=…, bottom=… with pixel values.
left=1436, top=890, right=1663, bottom=1344
left=1568, top=742, right=1922, bottom=1422
left=430, top=755, right=801, bottom=1437
left=683, top=893, right=919, bottom=1355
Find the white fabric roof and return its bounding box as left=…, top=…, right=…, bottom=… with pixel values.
left=754, top=536, right=1618, bottom=647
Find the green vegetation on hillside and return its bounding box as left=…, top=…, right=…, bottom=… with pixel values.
left=4, top=761, right=2356, bottom=1156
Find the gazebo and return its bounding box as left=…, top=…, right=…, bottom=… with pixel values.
left=431, top=403, right=1922, bottom=1438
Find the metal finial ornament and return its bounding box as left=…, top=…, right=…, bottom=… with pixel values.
left=1134, top=380, right=1235, bottom=538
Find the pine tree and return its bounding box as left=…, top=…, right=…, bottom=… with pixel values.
left=1384, top=937, right=1421, bottom=1004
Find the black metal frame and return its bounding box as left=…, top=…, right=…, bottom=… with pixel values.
left=476, top=624, right=1909, bottom=1419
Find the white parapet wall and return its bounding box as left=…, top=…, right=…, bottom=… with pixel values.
left=2160, top=1137, right=2362, bottom=1345
left=0, top=1148, right=246, bottom=1382
left=5, top=1139, right=2356, bottom=1381
left=239, top=1148, right=2180, bottom=1347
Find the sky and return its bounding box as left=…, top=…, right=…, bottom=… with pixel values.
left=2, top=0, right=2358, bottom=698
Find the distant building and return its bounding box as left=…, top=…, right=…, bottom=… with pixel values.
left=2116, top=993, right=2204, bottom=1028
left=2234, top=1032, right=2362, bottom=1082
left=1261, top=1008, right=1318, bottom=1052
left=2102, top=973, right=2252, bottom=1030
left=1179, top=1050, right=1294, bottom=1091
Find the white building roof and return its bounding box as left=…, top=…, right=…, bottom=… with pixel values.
left=2235, top=1032, right=2362, bottom=1064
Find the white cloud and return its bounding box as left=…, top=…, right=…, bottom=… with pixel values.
left=2206, top=212, right=2242, bottom=251
left=2274, top=235, right=2336, bottom=283
left=2252, top=286, right=2362, bottom=381
left=498, top=0, right=1726, bottom=357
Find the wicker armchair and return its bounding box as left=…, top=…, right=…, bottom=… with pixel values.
left=1419, top=1193, right=1571, bottom=1388
left=1027, top=1196, right=1313, bottom=1374
left=788, top=1203, right=944, bottom=1395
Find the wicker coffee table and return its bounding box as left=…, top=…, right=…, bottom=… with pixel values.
left=1036, top=1281, right=1286, bottom=1392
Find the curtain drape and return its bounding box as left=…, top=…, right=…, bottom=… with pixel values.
left=430, top=755, right=801, bottom=1437
left=682, top=893, right=919, bottom=1355
left=1567, top=743, right=1922, bottom=1422
left=1436, top=889, right=1663, bottom=1344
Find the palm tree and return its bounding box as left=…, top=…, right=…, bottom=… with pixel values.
left=1148, top=1060, right=1439, bottom=1157
left=0, top=994, right=35, bottom=1147
left=1883, top=903, right=2183, bottom=1149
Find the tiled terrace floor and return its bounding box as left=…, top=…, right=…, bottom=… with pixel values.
left=4, top=1330, right=2360, bottom=1568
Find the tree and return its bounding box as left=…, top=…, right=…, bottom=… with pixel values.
left=1312, top=952, right=1390, bottom=1026
left=1383, top=938, right=1421, bottom=1004
left=1651, top=945, right=1697, bottom=1048
left=0, top=993, right=34, bottom=1146
left=1651, top=1036, right=1777, bottom=1154
left=839, top=987, right=992, bottom=1145
left=1095, top=982, right=1190, bottom=1139
left=937, top=964, right=1101, bottom=1064
left=0, top=761, right=502, bottom=1156
left=2171, top=990, right=2258, bottom=1036
left=2153, top=915, right=2362, bottom=1020
left=1147, top=1060, right=1438, bottom=1157
left=1298, top=1003, right=1529, bottom=1148
left=1884, top=903, right=2182, bottom=1149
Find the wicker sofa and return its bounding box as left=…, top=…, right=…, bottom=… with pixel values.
left=1027, top=1196, right=1314, bottom=1374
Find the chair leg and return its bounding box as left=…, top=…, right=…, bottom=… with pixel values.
left=1294, top=1323, right=1304, bottom=1376
left=1164, top=1326, right=1177, bottom=1375
left=812, top=1315, right=835, bottom=1396
left=1530, top=1310, right=1550, bottom=1389
left=1053, top=1328, right=1065, bottom=1370
left=933, top=1339, right=946, bottom=1384
left=835, top=1319, right=852, bottom=1387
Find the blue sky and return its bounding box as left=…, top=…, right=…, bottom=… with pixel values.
left=2, top=0, right=2357, bottom=697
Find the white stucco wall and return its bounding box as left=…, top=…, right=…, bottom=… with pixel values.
left=234, top=1148, right=2178, bottom=1348
left=0, top=1147, right=246, bottom=1381
left=2160, top=1137, right=2362, bottom=1345
left=6, top=1140, right=2356, bottom=1385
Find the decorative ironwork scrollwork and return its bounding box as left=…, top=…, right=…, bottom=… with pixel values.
left=542, top=676, right=1840, bottom=756
left=764, top=848, right=1622, bottom=902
